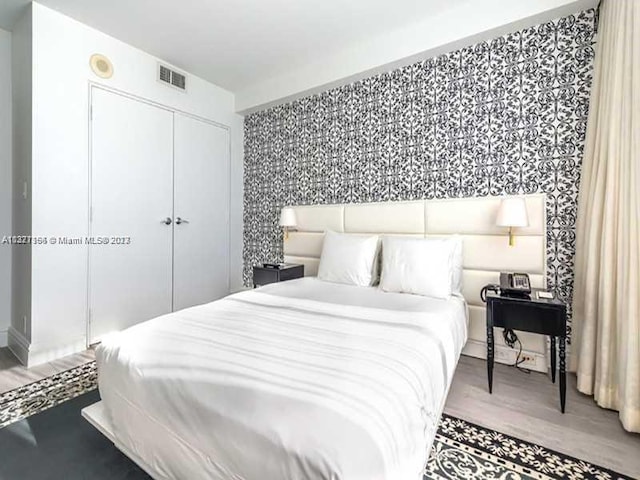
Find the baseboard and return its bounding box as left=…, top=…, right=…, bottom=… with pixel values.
left=27, top=337, right=87, bottom=367
left=8, top=326, right=29, bottom=366
left=463, top=339, right=548, bottom=374
left=7, top=328, right=86, bottom=367
left=0, top=328, right=7, bottom=347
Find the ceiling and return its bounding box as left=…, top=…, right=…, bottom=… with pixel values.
left=0, top=0, right=30, bottom=31
left=1, top=0, right=598, bottom=113
left=34, top=0, right=467, bottom=91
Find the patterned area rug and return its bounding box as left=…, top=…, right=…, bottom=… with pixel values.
left=0, top=362, right=631, bottom=480
left=0, top=361, right=97, bottom=429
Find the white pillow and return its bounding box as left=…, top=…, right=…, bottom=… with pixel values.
left=317, top=231, right=379, bottom=287
left=379, top=236, right=456, bottom=299
left=447, top=235, right=463, bottom=294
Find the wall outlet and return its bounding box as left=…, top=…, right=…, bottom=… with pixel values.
left=22, top=315, right=27, bottom=334
left=519, top=354, right=538, bottom=369
left=494, top=347, right=541, bottom=370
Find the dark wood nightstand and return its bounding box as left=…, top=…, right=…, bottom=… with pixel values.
left=485, top=288, right=568, bottom=412
left=253, top=264, right=304, bottom=288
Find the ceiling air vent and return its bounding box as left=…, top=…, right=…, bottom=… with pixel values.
left=171, top=71, right=186, bottom=90
left=158, top=63, right=187, bottom=92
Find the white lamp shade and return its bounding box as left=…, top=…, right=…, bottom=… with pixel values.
left=279, top=207, right=297, bottom=228
left=496, top=197, right=529, bottom=227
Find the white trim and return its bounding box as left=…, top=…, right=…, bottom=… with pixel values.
left=88, top=83, right=230, bottom=132
left=27, top=336, right=87, bottom=367
left=8, top=326, right=29, bottom=366
left=0, top=329, right=7, bottom=347
left=7, top=327, right=86, bottom=367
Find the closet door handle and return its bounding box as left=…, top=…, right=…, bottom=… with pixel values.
left=162, top=217, right=172, bottom=225
left=176, top=217, right=189, bottom=225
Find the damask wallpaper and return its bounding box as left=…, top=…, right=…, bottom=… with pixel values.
left=243, top=10, right=598, bottom=335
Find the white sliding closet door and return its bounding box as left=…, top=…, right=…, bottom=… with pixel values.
left=89, top=88, right=174, bottom=342
left=173, top=114, right=230, bottom=310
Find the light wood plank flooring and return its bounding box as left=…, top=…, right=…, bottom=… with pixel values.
left=0, top=347, right=95, bottom=394
left=0, top=348, right=638, bottom=477
left=445, top=355, right=640, bottom=478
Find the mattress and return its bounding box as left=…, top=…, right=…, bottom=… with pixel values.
left=96, top=278, right=468, bottom=480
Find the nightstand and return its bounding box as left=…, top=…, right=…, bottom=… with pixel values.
left=253, top=264, right=304, bottom=288
left=485, top=288, right=568, bottom=412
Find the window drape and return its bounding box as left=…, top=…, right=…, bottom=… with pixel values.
left=571, top=0, right=639, bottom=433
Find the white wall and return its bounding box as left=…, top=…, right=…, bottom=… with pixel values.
left=0, top=28, right=12, bottom=347
left=9, top=6, right=32, bottom=363
left=18, top=3, right=243, bottom=365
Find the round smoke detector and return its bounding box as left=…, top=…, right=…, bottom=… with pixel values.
left=90, top=54, right=114, bottom=79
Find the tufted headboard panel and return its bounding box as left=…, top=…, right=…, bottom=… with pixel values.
left=283, top=194, right=549, bottom=371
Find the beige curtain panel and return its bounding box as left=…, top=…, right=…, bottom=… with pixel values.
left=571, top=0, right=639, bottom=433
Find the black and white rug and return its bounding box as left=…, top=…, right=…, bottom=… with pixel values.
left=0, top=362, right=631, bottom=480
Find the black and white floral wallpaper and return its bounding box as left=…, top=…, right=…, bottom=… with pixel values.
left=243, top=10, right=598, bottom=335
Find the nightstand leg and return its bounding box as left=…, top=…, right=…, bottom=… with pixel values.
left=550, top=336, right=556, bottom=383
left=487, top=324, right=494, bottom=394
left=559, top=336, right=566, bottom=413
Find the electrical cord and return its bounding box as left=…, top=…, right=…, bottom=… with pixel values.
left=480, top=284, right=500, bottom=302
left=502, top=327, right=518, bottom=347
left=481, top=284, right=531, bottom=374
left=503, top=328, right=531, bottom=374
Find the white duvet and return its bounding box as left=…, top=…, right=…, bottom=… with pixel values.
left=96, top=278, right=468, bottom=480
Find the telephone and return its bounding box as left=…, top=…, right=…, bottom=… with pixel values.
left=262, top=262, right=281, bottom=270
left=263, top=262, right=287, bottom=269
left=480, top=272, right=531, bottom=302
left=499, top=272, right=531, bottom=297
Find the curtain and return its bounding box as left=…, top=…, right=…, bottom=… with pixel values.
left=571, top=0, right=639, bottom=432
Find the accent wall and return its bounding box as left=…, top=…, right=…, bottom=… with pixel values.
left=243, top=9, right=598, bottom=339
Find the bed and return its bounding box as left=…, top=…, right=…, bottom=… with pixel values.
left=84, top=194, right=546, bottom=479
left=88, top=277, right=468, bottom=480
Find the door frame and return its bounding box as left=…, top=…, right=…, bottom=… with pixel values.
left=87, top=83, right=232, bottom=345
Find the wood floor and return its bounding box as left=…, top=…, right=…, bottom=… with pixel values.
left=1, top=347, right=638, bottom=478
left=445, top=355, right=640, bottom=478
left=0, top=347, right=95, bottom=394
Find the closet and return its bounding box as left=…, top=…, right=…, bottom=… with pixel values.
left=88, top=87, right=229, bottom=342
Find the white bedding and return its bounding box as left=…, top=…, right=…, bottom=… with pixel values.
left=96, top=278, right=468, bottom=480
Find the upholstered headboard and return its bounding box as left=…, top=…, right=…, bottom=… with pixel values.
left=283, top=194, right=549, bottom=372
